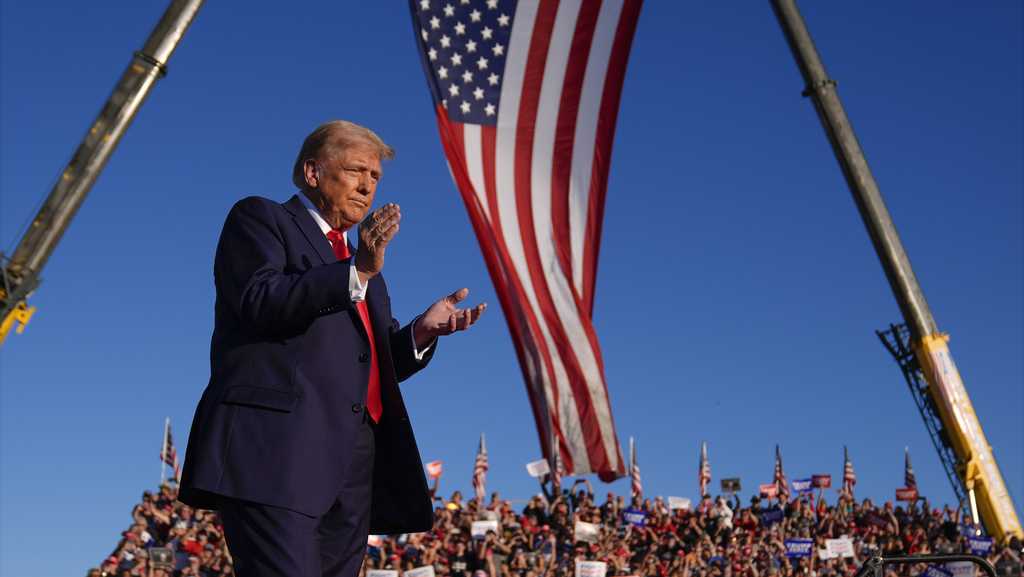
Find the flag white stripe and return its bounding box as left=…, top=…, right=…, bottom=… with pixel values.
left=530, top=0, right=619, bottom=473
left=569, top=0, right=624, bottom=295
left=463, top=124, right=491, bottom=224
left=498, top=0, right=591, bottom=474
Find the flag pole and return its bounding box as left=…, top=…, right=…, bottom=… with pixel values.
left=160, top=417, right=169, bottom=486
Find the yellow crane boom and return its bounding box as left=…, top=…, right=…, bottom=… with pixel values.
left=771, top=0, right=1022, bottom=541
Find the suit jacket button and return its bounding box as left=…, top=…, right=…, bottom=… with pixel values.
left=358, top=352, right=370, bottom=363
left=351, top=403, right=362, bottom=414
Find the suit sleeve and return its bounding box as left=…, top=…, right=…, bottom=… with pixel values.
left=215, top=197, right=353, bottom=337
left=388, top=320, right=436, bottom=383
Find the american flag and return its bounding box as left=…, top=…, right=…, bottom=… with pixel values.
left=409, top=0, right=641, bottom=482
left=904, top=447, right=916, bottom=489
left=629, top=437, right=642, bottom=499
left=160, top=418, right=180, bottom=482
left=843, top=446, right=857, bottom=496
left=550, top=428, right=563, bottom=492
left=773, top=445, right=789, bottom=500
left=698, top=441, right=711, bottom=497
left=472, top=433, right=489, bottom=501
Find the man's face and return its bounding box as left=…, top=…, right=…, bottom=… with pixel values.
left=311, top=143, right=382, bottom=229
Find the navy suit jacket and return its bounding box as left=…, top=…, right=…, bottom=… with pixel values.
left=179, top=194, right=434, bottom=534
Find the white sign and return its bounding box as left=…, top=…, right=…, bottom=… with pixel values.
left=574, top=521, right=600, bottom=543
left=667, top=496, right=691, bottom=511
left=575, top=561, right=607, bottom=577
left=526, top=459, right=551, bottom=477
left=368, top=571, right=397, bottom=577
left=471, top=520, right=499, bottom=539
left=406, top=566, right=437, bottom=577
left=817, top=548, right=834, bottom=560
left=945, top=562, right=976, bottom=577
left=367, top=535, right=384, bottom=547
left=824, top=537, right=854, bottom=558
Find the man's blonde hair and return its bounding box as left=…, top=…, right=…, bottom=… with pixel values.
left=292, top=120, right=395, bottom=190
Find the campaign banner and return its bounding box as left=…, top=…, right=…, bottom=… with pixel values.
left=818, top=548, right=833, bottom=560
left=574, top=521, right=600, bottom=544
left=760, top=508, right=784, bottom=526
left=923, top=567, right=953, bottom=577
left=622, top=508, right=647, bottom=527
left=406, top=567, right=436, bottom=577
left=367, top=535, right=384, bottom=548
left=471, top=520, right=499, bottom=539
left=792, top=479, right=813, bottom=494
left=526, top=459, right=551, bottom=478
left=759, top=483, right=778, bottom=498
left=944, top=562, right=976, bottom=577
left=720, top=478, right=741, bottom=493
left=895, top=487, right=918, bottom=502
left=967, top=536, right=993, bottom=556
left=811, top=474, right=832, bottom=489
left=425, top=461, right=443, bottom=479
left=368, top=571, right=398, bottom=577
left=825, top=537, right=854, bottom=558
left=668, top=496, right=691, bottom=511
left=575, top=561, right=607, bottom=577
left=784, top=538, right=813, bottom=558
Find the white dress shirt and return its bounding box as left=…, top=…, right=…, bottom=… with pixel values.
left=298, top=193, right=432, bottom=360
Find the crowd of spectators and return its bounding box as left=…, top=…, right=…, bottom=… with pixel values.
left=93, top=479, right=1022, bottom=577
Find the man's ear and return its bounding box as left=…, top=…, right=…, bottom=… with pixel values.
left=303, top=159, right=319, bottom=189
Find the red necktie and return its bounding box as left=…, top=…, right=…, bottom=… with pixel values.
left=326, top=230, right=382, bottom=423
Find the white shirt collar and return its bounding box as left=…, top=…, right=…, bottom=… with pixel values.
left=298, top=192, right=347, bottom=242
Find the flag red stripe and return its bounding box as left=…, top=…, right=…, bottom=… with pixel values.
left=582, top=0, right=642, bottom=313
left=550, top=0, right=603, bottom=290
left=514, top=0, right=611, bottom=474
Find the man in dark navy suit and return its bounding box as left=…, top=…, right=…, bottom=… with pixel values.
left=179, top=120, right=486, bottom=577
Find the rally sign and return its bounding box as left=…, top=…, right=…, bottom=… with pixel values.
left=895, top=487, right=918, bottom=502
left=406, top=567, right=436, bottom=577
left=622, top=508, right=647, bottom=527
left=575, top=561, right=607, bottom=577
left=425, top=461, right=443, bottom=479
left=967, top=536, right=993, bottom=556
left=720, top=478, right=741, bottom=493
left=526, top=459, right=551, bottom=478
left=574, top=521, right=600, bottom=544
left=923, top=567, right=953, bottom=577
left=668, top=496, right=691, bottom=511
left=944, top=562, right=977, bottom=577
left=759, top=483, right=778, bottom=498
left=760, top=508, right=784, bottom=526
left=792, top=479, right=813, bottom=494
left=825, top=537, right=854, bottom=558
left=784, top=538, right=813, bottom=558
left=471, top=520, right=499, bottom=539
left=367, top=571, right=398, bottom=577
left=811, top=474, right=832, bottom=489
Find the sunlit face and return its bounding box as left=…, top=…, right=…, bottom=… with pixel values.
left=307, top=142, right=382, bottom=230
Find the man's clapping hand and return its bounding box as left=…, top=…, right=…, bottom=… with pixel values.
left=414, top=288, right=487, bottom=349
left=355, top=203, right=401, bottom=284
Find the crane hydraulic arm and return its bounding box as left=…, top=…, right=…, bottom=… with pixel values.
left=0, top=0, right=204, bottom=346
left=770, top=0, right=1022, bottom=542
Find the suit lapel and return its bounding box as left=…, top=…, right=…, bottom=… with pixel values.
left=282, top=194, right=336, bottom=265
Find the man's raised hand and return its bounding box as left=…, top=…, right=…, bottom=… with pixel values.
left=355, top=203, right=400, bottom=283
left=414, top=288, right=487, bottom=349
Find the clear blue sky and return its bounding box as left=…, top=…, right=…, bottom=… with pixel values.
left=1, top=2, right=1020, bottom=574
